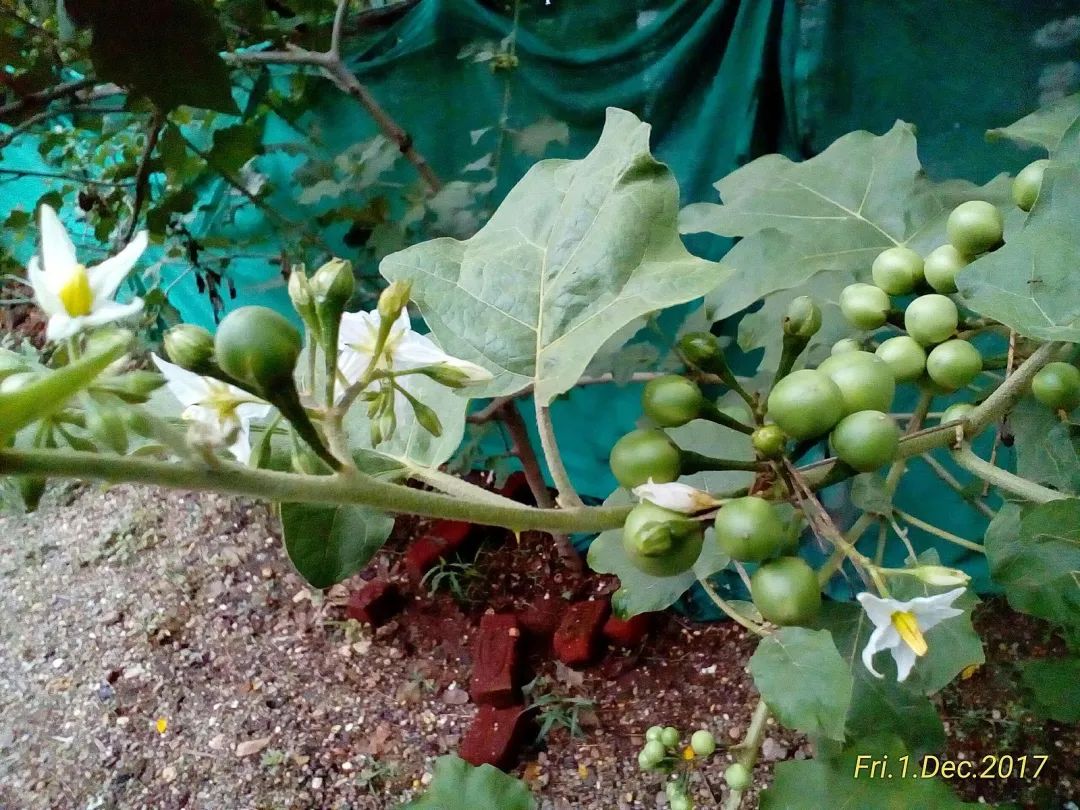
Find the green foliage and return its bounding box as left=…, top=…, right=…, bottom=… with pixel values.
left=761, top=734, right=976, bottom=809
left=522, top=676, right=596, bottom=743
left=986, top=92, right=1080, bottom=153
left=816, top=603, right=946, bottom=757
left=1019, top=657, right=1080, bottom=722
left=958, top=165, right=1080, bottom=341
left=985, top=500, right=1080, bottom=632
left=421, top=553, right=486, bottom=605
left=749, top=627, right=852, bottom=741
left=279, top=501, right=394, bottom=590
left=400, top=754, right=534, bottom=810
left=381, top=108, right=727, bottom=405
left=67, top=0, right=238, bottom=113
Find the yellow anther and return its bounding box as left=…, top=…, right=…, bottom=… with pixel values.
left=58, top=264, right=93, bottom=317
left=891, top=610, right=928, bottom=657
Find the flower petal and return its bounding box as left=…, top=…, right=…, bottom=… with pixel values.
left=632, top=479, right=715, bottom=513
left=338, top=309, right=381, bottom=353
left=856, top=591, right=900, bottom=628
left=88, top=230, right=148, bottom=300
left=235, top=401, right=273, bottom=422
left=393, top=329, right=455, bottom=369
left=861, top=623, right=894, bottom=679
left=45, top=313, right=80, bottom=341
left=151, top=354, right=212, bottom=407
left=28, top=255, right=61, bottom=316
left=38, top=205, right=78, bottom=275
left=84, top=298, right=144, bottom=327
left=228, top=421, right=253, bottom=464
left=891, top=641, right=919, bottom=682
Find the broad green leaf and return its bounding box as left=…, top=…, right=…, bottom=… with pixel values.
left=817, top=603, right=945, bottom=757
left=749, top=627, right=853, bottom=741
left=667, top=416, right=756, bottom=494
left=279, top=501, right=394, bottom=589
left=1019, top=657, right=1080, bottom=722
left=400, top=754, right=534, bottom=810
left=1008, top=397, right=1080, bottom=493
left=958, top=165, right=1080, bottom=342
left=587, top=491, right=730, bottom=618
left=381, top=107, right=727, bottom=405
left=69, top=0, right=239, bottom=114
left=761, top=734, right=975, bottom=809
left=889, top=566, right=984, bottom=695
left=850, top=473, right=891, bottom=516
left=986, top=92, right=1080, bottom=153
left=0, top=331, right=131, bottom=444
left=985, top=500, right=1080, bottom=630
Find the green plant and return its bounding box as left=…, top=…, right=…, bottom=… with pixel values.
left=522, top=676, right=597, bottom=743
left=4, top=76, right=1080, bottom=809
left=420, top=551, right=487, bottom=604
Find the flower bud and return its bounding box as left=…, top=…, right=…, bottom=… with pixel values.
left=408, top=396, right=443, bottom=438
left=85, top=401, right=129, bottom=455
left=911, top=565, right=971, bottom=588
left=377, top=280, right=412, bottom=324
left=783, top=296, right=822, bottom=338
left=632, top=479, right=719, bottom=513
left=164, top=324, right=215, bottom=372
left=310, top=258, right=355, bottom=309
left=418, top=360, right=493, bottom=388
left=94, top=371, right=165, bottom=404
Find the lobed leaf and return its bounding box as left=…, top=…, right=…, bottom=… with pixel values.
left=400, top=754, right=534, bottom=810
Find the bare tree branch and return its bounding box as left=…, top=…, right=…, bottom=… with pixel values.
left=0, top=77, right=95, bottom=119
left=122, top=112, right=166, bottom=244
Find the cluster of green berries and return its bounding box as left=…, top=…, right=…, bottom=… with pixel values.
left=637, top=726, right=718, bottom=810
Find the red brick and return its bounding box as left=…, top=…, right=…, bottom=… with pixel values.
left=470, top=614, right=521, bottom=708
left=428, top=519, right=473, bottom=546
left=517, top=595, right=566, bottom=640
left=459, top=705, right=529, bottom=770
left=603, top=612, right=652, bottom=647
left=495, top=470, right=531, bottom=502
left=344, top=580, right=401, bottom=626
left=553, top=600, right=610, bottom=667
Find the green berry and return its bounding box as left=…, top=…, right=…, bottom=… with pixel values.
left=660, top=726, right=680, bottom=748
left=690, top=730, right=716, bottom=757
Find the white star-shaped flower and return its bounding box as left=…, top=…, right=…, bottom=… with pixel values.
left=337, top=308, right=492, bottom=400
left=856, top=588, right=966, bottom=682
left=631, top=479, right=720, bottom=513
left=152, top=355, right=272, bottom=464
left=28, top=205, right=147, bottom=341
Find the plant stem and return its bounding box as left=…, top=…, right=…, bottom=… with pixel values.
left=723, top=698, right=771, bottom=810
left=700, top=402, right=756, bottom=435
left=916, top=452, right=996, bottom=519
left=950, top=444, right=1066, bottom=504
left=681, top=452, right=764, bottom=474
left=893, top=508, right=985, bottom=553
left=0, top=447, right=631, bottom=534
left=535, top=404, right=584, bottom=507
left=697, top=576, right=768, bottom=636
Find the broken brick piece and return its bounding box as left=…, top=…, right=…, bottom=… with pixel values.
left=603, top=612, right=652, bottom=647
left=517, top=595, right=566, bottom=641
left=459, top=704, right=529, bottom=770
left=428, top=519, right=473, bottom=546
left=553, top=600, right=610, bottom=667
left=345, top=580, right=401, bottom=626
left=470, top=614, right=521, bottom=707
left=495, top=470, right=531, bottom=502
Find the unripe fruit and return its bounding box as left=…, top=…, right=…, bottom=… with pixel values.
left=940, top=402, right=975, bottom=424
left=752, top=424, right=787, bottom=459
left=840, top=283, right=891, bottom=330
left=926, top=339, right=983, bottom=391
left=642, top=740, right=666, bottom=764
left=947, top=200, right=1004, bottom=257
left=214, top=306, right=302, bottom=391
left=642, top=375, right=704, bottom=427
left=714, top=496, right=785, bottom=562
left=622, top=502, right=704, bottom=577
left=609, top=429, right=681, bottom=489
left=904, top=294, right=958, bottom=346
left=670, top=796, right=692, bottom=810
left=783, top=296, right=822, bottom=338
left=817, top=351, right=896, bottom=415
left=690, top=729, right=716, bottom=757
left=678, top=332, right=724, bottom=371
left=1013, top=159, right=1051, bottom=212
left=750, top=557, right=822, bottom=627
left=830, top=410, right=899, bottom=472
left=645, top=725, right=663, bottom=742
left=637, top=750, right=656, bottom=771
left=724, top=763, right=752, bottom=791
left=875, top=335, right=926, bottom=382
left=766, top=369, right=844, bottom=440
left=1031, top=361, right=1080, bottom=411
left=660, top=727, right=680, bottom=748
left=831, top=338, right=863, bottom=355
left=871, top=247, right=924, bottom=295
left=923, top=244, right=968, bottom=294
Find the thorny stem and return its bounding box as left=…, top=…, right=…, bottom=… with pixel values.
left=951, top=444, right=1066, bottom=505
left=723, top=699, right=771, bottom=810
